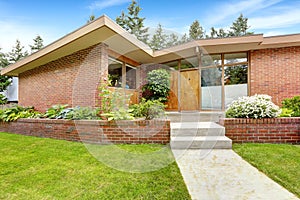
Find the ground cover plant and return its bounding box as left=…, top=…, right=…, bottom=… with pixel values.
left=0, top=132, right=190, bottom=200
left=233, top=143, right=300, bottom=197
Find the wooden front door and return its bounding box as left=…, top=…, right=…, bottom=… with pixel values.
left=180, top=70, right=199, bottom=110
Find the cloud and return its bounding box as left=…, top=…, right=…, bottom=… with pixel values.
left=88, top=0, right=131, bottom=11
left=205, top=0, right=283, bottom=27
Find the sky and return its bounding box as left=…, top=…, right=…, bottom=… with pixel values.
left=1, top=0, right=300, bottom=52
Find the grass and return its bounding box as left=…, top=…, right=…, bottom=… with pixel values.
left=233, top=143, right=300, bottom=198
left=0, top=132, right=190, bottom=200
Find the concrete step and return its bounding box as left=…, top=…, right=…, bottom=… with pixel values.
left=167, top=112, right=224, bottom=123
left=171, top=122, right=225, bottom=137
left=170, top=136, right=232, bottom=149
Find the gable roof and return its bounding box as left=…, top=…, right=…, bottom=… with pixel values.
left=2, top=15, right=300, bottom=76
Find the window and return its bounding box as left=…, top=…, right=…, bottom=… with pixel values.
left=181, top=56, right=198, bottom=70
left=126, top=65, right=136, bottom=89
left=201, top=54, right=221, bottom=67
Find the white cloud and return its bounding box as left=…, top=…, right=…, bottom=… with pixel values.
left=89, top=0, right=131, bottom=11
left=205, top=0, right=283, bottom=26
left=0, top=20, right=60, bottom=53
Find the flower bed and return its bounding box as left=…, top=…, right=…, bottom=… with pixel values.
left=219, top=118, right=300, bottom=144
left=0, top=118, right=170, bottom=144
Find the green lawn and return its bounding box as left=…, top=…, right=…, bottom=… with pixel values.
left=0, top=132, right=190, bottom=200
left=233, top=143, right=300, bottom=198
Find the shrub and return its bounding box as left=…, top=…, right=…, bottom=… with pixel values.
left=142, top=69, right=170, bottom=103
left=101, top=108, right=134, bottom=121
left=130, top=99, right=166, bottom=120
left=282, top=95, right=300, bottom=117
left=0, top=94, right=7, bottom=105
left=0, top=106, right=40, bottom=122
left=278, top=108, right=294, bottom=117
left=65, top=107, right=100, bottom=120
left=44, top=104, right=69, bottom=119
left=226, top=94, right=281, bottom=119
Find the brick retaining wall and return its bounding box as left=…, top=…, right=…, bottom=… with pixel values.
left=0, top=119, right=170, bottom=144
left=219, top=118, right=300, bottom=144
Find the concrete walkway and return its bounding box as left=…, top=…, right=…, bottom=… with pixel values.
left=172, top=149, right=299, bottom=200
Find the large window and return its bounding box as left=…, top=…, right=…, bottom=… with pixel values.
left=108, top=57, right=136, bottom=89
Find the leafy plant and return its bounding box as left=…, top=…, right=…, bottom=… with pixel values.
left=282, top=95, right=300, bottom=117
left=65, top=107, right=100, bottom=120
left=226, top=94, right=281, bottom=119
left=278, top=108, right=294, bottom=117
left=44, top=104, right=68, bottom=119
left=0, top=106, right=40, bottom=122
left=142, top=69, right=170, bottom=103
left=101, top=108, right=134, bottom=121
left=0, top=94, right=7, bottom=105
left=130, top=99, right=166, bottom=120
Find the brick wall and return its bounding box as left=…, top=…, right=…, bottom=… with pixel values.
left=19, top=43, right=108, bottom=112
left=219, top=118, right=300, bottom=144
left=0, top=119, right=170, bottom=144
left=250, top=46, right=300, bottom=106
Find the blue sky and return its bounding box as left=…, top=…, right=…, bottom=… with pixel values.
left=1, top=0, right=300, bottom=52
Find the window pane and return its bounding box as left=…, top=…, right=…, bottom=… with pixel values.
left=164, top=60, right=179, bottom=70
left=224, top=65, right=248, bottom=85
left=126, top=65, right=136, bottom=89
left=108, top=58, right=122, bottom=87
left=224, top=53, right=247, bottom=64
left=201, top=67, right=222, bottom=110
left=181, top=56, right=198, bottom=70
left=201, top=54, right=221, bottom=67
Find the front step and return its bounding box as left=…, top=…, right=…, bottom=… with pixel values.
left=167, top=112, right=225, bottom=123
left=170, top=122, right=232, bottom=149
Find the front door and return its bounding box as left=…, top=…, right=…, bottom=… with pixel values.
left=180, top=69, right=199, bottom=110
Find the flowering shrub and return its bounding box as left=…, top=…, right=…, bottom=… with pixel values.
left=226, top=94, right=281, bottom=119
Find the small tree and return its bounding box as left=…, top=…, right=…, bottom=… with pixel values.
left=229, top=14, right=253, bottom=36
left=142, top=69, right=170, bottom=103
left=149, top=24, right=168, bottom=50
left=189, top=20, right=204, bottom=40
left=7, top=39, right=28, bottom=63
left=29, top=35, right=44, bottom=53
left=0, top=48, right=11, bottom=93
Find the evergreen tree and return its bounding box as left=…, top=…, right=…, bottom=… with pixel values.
left=7, top=39, right=28, bottom=63
left=0, top=48, right=11, bottom=92
left=166, top=33, right=180, bottom=48
left=29, top=35, right=44, bottom=53
left=149, top=24, right=168, bottom=50
left=189, top=20, right=204, bottom=40
left=87, top=14, right=96, bottom=23
left=179, top=33, right=190, bottom=44
left=116, top=0, right=149, bottom=43
left=229, top=14, right=253, bottom=36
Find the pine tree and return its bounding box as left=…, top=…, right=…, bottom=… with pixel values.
left=87, top=14, right=96, bottom=23
left=189, top=20, right=204, bottom=40
left=149, top=24, right=168, bottom=50
left=29, top=35, right=44, bottom=53
left=179, top=33, right=190, bottom=44
left=166, top=33, right=180, bottom=48
left=0, top=48, right=11, bottom=92
left=229, top=14, right=253, bottom=36
left=8, top=40, right=28, bottom=63
left=116, top=0, right=149, bottom=44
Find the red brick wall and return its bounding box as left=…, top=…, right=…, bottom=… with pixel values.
left=19, top=43, right=108, bottom=112
left=0, top=119, right=170, bottom=144
left=219, top=118, right=300, bottom=144
left=250, top=46, right=300, bottom=105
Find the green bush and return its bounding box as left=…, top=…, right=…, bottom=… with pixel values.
left=130, top=99, right=166, bottom=120
left=0, top=106, right=40, bottom=122
left=0, top=94, right=7, bottom=105
left=101, top=108, right=134, bottom=121
left=226, top=94, right=281, bottom=119
left=278, top=108, right=294, bottom=117
left=44, top=104, right=69, bottom=119
left=65, top=107, right=100, bottom=120
left=142, top=69, right=170, bottom=103
left=282, top=95, right=300, bottom=117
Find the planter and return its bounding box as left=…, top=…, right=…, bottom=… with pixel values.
left=219, top=118, right=300, bottom=144
left=0, top=118, right=170, bottom=144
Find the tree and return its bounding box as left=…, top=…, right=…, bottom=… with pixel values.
left=7, top=39, right=28, bottom=63
left=87, top=14, right=96, bottom=23
left=189, top=20, right=204, bottom=40
left=149, top=24, right=168, bottom=50
left=29, top=35, right=44, bottom=53
left=166, top=33, right=180, bottom=48
left=229, top=14, right=253, bottom=37
left=179, top=33, right=190, bottom=44
left=0, top=48, right=11, bottom=93
left=116, top=0, right=149, bottom=44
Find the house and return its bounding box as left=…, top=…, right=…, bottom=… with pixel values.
left=1, top=15, right=300, bottom=112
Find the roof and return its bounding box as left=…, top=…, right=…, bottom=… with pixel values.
left=2, top=15, right=300, bottom=76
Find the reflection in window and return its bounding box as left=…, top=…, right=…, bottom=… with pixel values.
left=126, top=65, right=136, bottom=89
left=201, top=54, right=221, bottom=67
left=181, top=56, right=198, bottom=70
left=108, top=58, right=122, bottom=87
left=224, top=53, right=247, bottom=65
left=224, top=65, right=248, bottom=85
left=201, top=67, right=222, bottom=87
left=164, top=60, right=179, bottom=70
